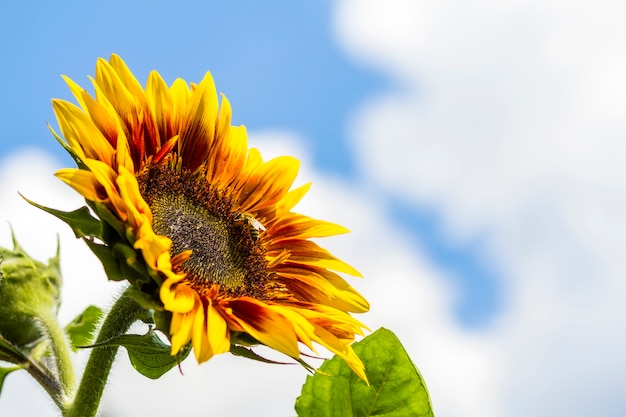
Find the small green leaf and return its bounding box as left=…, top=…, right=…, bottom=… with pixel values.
left=65, top=305, right=103, bottom=352
left=0, top=365, right=22, bottom=395
left=20, top=196, right=102, bottom=240
left=296, top=328, right=434, bottom=417
left=85, top=328, right=190, bottom=379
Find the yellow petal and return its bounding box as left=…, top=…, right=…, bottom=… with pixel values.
left=83, top=159, right=126, bottom=217
left=275, top=182, right=311, bottom=215
left=206, top=299, right=230, bottom=355
left=178, top=71, right=219, bottom=170
left=108, top=54, right=146, bottom=99
left=170, top=310, right=194, bottom=355
left=227, top=298, right=300, bottom=358
left=192, top=306, right=212, bottom=362
left=168, top=284, right=196, bottom=313
left=146, top=70, right=174, bottom=147
left=269, top=214, right=350, bottom=242
left=54, top=168, right=99, bottom=201
left=268, top=240, right=362, bottom=277
left=52, top=99, right=114, bottom=164
left=238, top=156, right=300, bottom=212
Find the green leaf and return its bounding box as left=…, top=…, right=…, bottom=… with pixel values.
left=20, top=196, right=102, bottom=240
left=0, top=365, right=22, bottom=395
left=85, top=328, right=190, bottom=379
left=65, top=305, right=103, bottom=352
left=296, top=328, right=434, bottom=417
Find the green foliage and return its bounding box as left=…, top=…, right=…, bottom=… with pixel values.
left=84, top=328, right=190, bottom=379
left=65, top=306, right=103, bottom=352
left=296, top=328, right=434, bottom=417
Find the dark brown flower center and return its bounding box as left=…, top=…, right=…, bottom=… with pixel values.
left=151, top=193, right=247, bottom=290
left=137, top=162, right=272, bottom=298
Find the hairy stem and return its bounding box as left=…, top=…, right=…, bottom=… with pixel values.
left=64, top=289, right=144, bottom=417
left=38, top=312, right=76, bottom=406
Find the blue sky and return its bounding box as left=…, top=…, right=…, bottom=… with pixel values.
left=0, top=0, right=499, bottom=327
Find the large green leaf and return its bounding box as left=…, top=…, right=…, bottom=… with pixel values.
left=65, top=305, right=103, bottom=352
left=296, top=328, right=434, bottom=417
left=85, top=328, right=190, bottom=379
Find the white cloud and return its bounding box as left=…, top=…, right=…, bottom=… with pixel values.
left=334, top=1, right=626, bottom=416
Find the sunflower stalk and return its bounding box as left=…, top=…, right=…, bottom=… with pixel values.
left=64, top=288, right=145, bottom=417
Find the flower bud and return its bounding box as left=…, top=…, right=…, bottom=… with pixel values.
left=0, top=237, right=62, bottom=347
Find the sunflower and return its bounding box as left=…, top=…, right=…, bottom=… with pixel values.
left=51, top=54, right=369, bottom=380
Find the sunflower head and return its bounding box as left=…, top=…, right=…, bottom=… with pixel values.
left=51, top=54, right=370, bottom=381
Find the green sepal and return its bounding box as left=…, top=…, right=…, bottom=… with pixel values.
left=82, top=328, right=191, bottom=379
left=111, top=243, right=153, bottom=286
left=83, top=240, right=125, bottom=281
left=230, top=331, right=260, bottom=347
left=65, top=305, right=103, bottom=352
left=296, top=328, right=434, bottom=417
left=230, top=345, right=292, bottom=365
left=152, top=309, right=172, bottom=338
left=91, top=202, right=126, bottom=242
left=229, top=333, right=317, bottom=373
left=21, top=197, right=103, bottom=240
left=0, top=334, right=28, bottom=365
left=124, top=287, right=163, bottom=312
left=0, top=365, right=23, bottom=395
left=294, top=356, right=318, bottom=375
left=48, top=123, right=87, bottom=170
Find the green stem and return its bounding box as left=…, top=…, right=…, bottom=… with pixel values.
left=64, top=289, right=145, bottom=417
left=38, top=312, right=76, bottom=405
